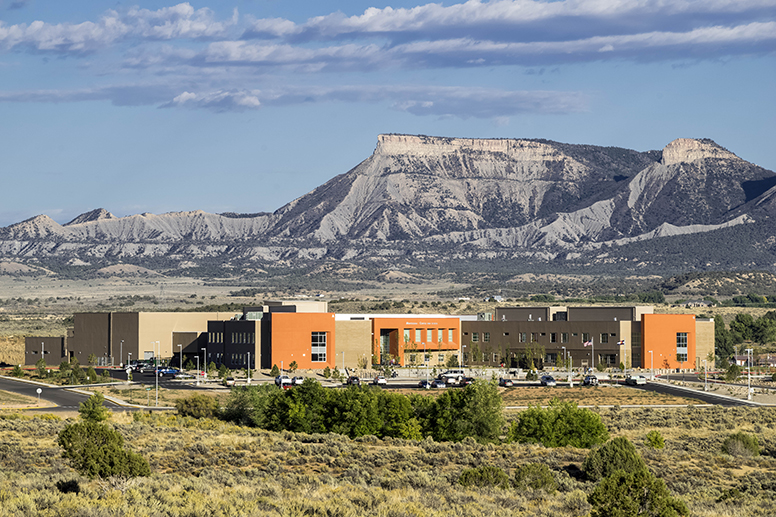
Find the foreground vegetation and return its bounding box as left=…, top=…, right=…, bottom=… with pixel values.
left=1, top=395, right=775, bottom=516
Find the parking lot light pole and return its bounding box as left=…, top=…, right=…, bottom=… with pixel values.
left=201, top=347, right=207, bottom=384
left=561, top=346, right=566, bottom=374
left=649, top=351, right=654, bottom=380
left=195, top=355, right=200, bottom=386
left=120, top=340, right=124, bottom=368
left=177, top=344, right=182, bottom=371
left=155, top=341, right=159, bottom=407
left=746, top=348, right=753, bottom=400
left=702, top=359, right=708, bottom=391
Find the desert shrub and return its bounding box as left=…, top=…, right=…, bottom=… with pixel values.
left=725, top=364, right=741, bottom=382
left=78, top=392, right=110, bottom=422
left=723, top=432, right=760, bottom=457
left=583, top=437, right=646, bottom=481
left=176, top=394, right=219, bottom=419
left=458, top=465, right=510, bottom=489
left=513, top=463, right=558, bottom=493
left=10, top=365, right=24, bottom=377
left=588, top=468, right=688, bottom=517
left=508, top=398, right=609, bottom=448
left=85, top=366, right=98, bottom=383
left=57, top=421, right=150, bottom=479
left=270, top=364, right=280, bottom=377
left=645, top=430, right=665, bottom=449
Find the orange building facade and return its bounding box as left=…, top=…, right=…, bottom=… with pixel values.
left=371, top=316, right=461, bottom=366
left=641, top=314, right=697, bottom=370
left=267, top=312, right=337, bottom=370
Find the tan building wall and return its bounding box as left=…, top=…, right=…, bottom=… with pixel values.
left=695, top=319, right=715, bottom=370
left=334, top=320, right=372, bottom=370
left=137, top=312, right=233, bottom=360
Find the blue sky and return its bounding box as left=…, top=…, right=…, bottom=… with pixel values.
left=1, top=0, right=774, bottom=227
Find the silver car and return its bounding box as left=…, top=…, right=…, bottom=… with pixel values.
left=540, top=375, right=557, bottom=387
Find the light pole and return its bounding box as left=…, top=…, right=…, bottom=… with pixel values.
left=128, top=352, right=132, bottom=370
left=745, top=348, right=753, bottom=401
left=120, top=339, right=124, bottom=368
left=154, top=341, right=159, bottom=407
left=195, top=355, right=200, bottom=386
left=41, top=342, right=45, bottom=366
left=247, top=351, right=251, bottom=384
left=177, top=344, right=183, bottom=371
left=201, top=347, right=207, bottom=384
left=561, top=346, right=566, bottom=374
left=461, top=345, right=466, bottom=369
left=702, top=359, right=708, bottom=391
left=649, top=350, right=654, bottom=380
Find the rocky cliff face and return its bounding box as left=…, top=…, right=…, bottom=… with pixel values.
left=1, top=135, right=774, bottom=274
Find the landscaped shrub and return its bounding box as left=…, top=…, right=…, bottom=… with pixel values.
left=645, top=430, right=665, bottom=449
left=583, top=437, right=646, bottom=481
left=508, top=398, right=609, bottom=448
left=270, top=364, right=280, bottom=377
left=723, top=432, right=760, bottom=457
left=513, top=463, right=558, bottom=492
left=10, top=365, right=24, bottom=377
left=431, top=380, right=504, bottom=443
left=78, top=392, right=110, bottom=422
left=458, top=465, right=510, bottom=489
left=588, top=468, right=688, bottom=517
left=176, top=394, right=219, bottom=419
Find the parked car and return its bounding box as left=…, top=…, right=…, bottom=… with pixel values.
left=583, top=375, right=599, bottom=386
left=275, top=375, right=292, bottom=387
left=625, top=375, right=647, bottom=386
left=159, top=367, right=179, bottom=376
left=346, top=376, right=361, bottom=386
left=431, top=379, right=447, bottom=388
left=498, top=378, right=514, bottom=387
left=417, top=380, right=432, bottom=389
left=461, top=377, right=475, bottom=386
left=540, top=375, right=557, bottom=387
left=224, top=377, right=236, bottom=386
left=139, top=364, right=157, bottom=373
left=372, top=375, right=387, bottom=385
left=291, top=376, right=304, bottom=385
left=390, top=370, right=399, bottom=378
left=174, top=372, right=194, bottom=380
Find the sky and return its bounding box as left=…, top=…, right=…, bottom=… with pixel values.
left=0, top=0, right=774, bottom=227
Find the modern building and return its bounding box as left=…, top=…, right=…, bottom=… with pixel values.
left=460, top=306, right=713, bottom=371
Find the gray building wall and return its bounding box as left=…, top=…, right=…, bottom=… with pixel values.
left=24, top=337, right=65, bottom=366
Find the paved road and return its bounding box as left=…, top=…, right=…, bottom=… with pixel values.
left=625, top=380, right=758, bottom=407
left=0, top=375, right=123, bottom=412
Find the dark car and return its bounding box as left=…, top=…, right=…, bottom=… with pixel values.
left=346, top=376, right=361, bottom=386
left=431, top=379, right=447, bottom=388
left=498, top=378, right=514, bottom=387
left=418, top=380, right=432, bottom=389
left=583, top=375, right=599, bottom=386
left=540, top=375, right=557, bottom=387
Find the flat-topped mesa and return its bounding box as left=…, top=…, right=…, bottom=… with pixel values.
left=375, top=133, right=563, bottom=161
left=661, top=138, right=738, bottom=166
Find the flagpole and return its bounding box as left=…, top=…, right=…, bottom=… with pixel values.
left=592, top=337, right=595, bottom=372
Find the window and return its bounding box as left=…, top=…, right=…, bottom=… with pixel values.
left=483, top=332, right=490, bottom=343
left=676, top=353, right=688, bottom=363
left=519, top=332, right=527, bottom=343
left=676, top=332, right=688, bottom=348
left=415, top=329, right=421, bottom=342
left=531, top=332, right=538, bottom=342
left=448, top=329, right=454, bottom=342
left=546, top=353, right=557, bottom=365
left=426, top=329, right=432, bottom=343
left=424, top=353, right=430, bottom=362
left=550, top=333, right=557, bottom=343
left=503, top=332, right=509, bottom=336
left=438, top=354, right=445, bottom=363
left=404, top=329, right=410, bottom=343
left=600, top=333, right=609, bottom=344
left=561, top=333, right=569, bottom=343
left=311, top=332, right=327, bottom=362
left=409, top=354, right=417, bottom=363
left=582, top=333, right=590, bottom=343
left=472, top=332, right=479, bottom=342
left=438, top=330, right=443, bottom=343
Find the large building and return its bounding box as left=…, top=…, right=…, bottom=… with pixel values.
left=460, top=306, right=713, bottom=371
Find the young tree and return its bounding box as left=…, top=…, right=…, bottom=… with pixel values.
left=432, top=380, right=504, bottom=443
left=58, top=422, right=150, bottom=480
left=288, top=361, right=298, bottom=373
left=583, top=437, right=646, bottom=481
left=36, top=357, right=47, bottom=378
left=270, top=364, right=280, bottom=377
left=509, top=399, right=609, bottom=449
left=78, top=392, right=111, bottom=423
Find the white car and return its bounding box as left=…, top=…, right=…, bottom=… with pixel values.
left=540, top=375, right=557, bottom=387
left=625, top=375, right=647, bottom=386
left=372, top=376, right=388, bottom=385
left=275, top=375, right=292, bottom=387
left=291, top=376, right=304, bottom=385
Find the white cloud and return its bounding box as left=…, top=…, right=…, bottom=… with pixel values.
left=0, top=2, right=236, bottom=53
left=160, top=89, right=262, bottom=111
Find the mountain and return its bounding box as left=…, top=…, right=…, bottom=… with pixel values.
left=2, top=135, right=775, bottom=277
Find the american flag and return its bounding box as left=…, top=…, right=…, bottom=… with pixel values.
left=583, top=340, right=593, bottom=347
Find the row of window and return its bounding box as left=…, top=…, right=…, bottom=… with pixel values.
left=407, top=353, right=450, bottom=364
left=403, top=328, right=455, bottom=344
left=468, top=331, right=617, bottom=344
left=311, top=331, right=327, bottom=362
left=208, top=332, right=255, bottom=344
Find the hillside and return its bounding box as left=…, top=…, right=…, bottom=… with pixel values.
left=1, top=135, right=775, bottom=278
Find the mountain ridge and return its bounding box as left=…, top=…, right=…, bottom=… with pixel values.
left=2, top=135, right=775, bottom=277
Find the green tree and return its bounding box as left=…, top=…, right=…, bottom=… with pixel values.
left=588, top=468, right=688, bottom=517
left=35, top=357, right=47, bottom=378
left=432, top=380, right=504, bottom=443
left=725, top=363, right=741, bottom=382
left=10, top=365, right=24, bottom=377
left=87, top=353, right=97, bottom=366
left=377, top=391, right=423, bottom=439
left=327, top=387, right=381, bottom=437
left=583, top=437, right=646, bottom=481
left=729, top=313, right=755, bottom=343
left=323, top=366, right=331, bottom=378
left=288, top=360, right=298, bottom=373
left=645, top=430, right=665, bottom=449
left=445, top=354, right=459, bottom=368
left=267, top=378, right=329, bottom=434
left=58, top=422, right=150, bottom=480
left=78, top=392, right=111, bottom=423
left=270, top=364, right=280, bottom=377
left=86, top=366, right=98, bottom=383
left=509, top=399, right=609, bottom=449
